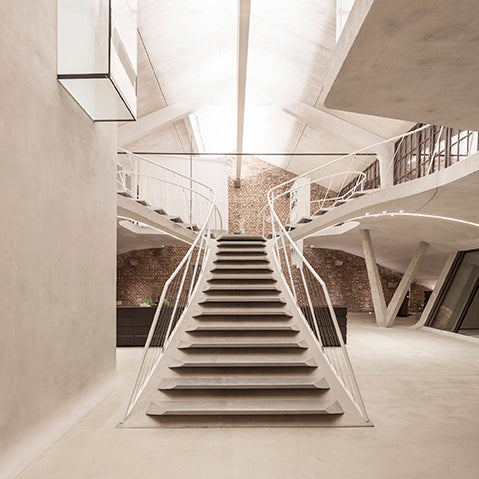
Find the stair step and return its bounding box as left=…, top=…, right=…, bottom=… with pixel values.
left=207, top=275, right=277, bottom=284
left=285, top=224, right=297, bottom=230
left=204, top=285, right=281, bottom=294
left=211, top=266, right=273, bottom=274
left=169, top=355, right=318, bottom=369
left=117, top=190, right=132, bottom=198
left=186, top=323, right=300, bottom=332
left=313, top=208, right=331, bottom=216
left=146, top=399, right=343, bottom=416
left=193, top=310, right=293, bottom=320
left=160, top=214, right=183, bottom=222
left=218, top=241, right=266, bottom=248
left=136, top=199, right=149, bottom=207
left=177, top=338, right=308, bottom=349
left=158, top=376, right=330, bottom=390
left=153, top=208, right=167, bottom=215
left=216, top=248, right=267, bottom=255
left=182, top=223, right=200, bottom=231
left=218, top=235, right=266, bottom=242
left=214, top=256, right=269, bottom=263
left=297, top=216, right=315, bottom=223
left=198, top=296, right=286, bottom=306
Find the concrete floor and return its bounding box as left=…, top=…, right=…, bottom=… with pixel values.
left=16, top=314, right=479, bottom=479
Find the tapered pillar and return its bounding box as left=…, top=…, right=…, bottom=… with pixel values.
left=360, top=229, right=387, bottom=327
left=385, top=241, right=429, bottom=327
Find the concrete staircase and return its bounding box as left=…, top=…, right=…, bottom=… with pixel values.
left=121, top=235, right=369, bottom=427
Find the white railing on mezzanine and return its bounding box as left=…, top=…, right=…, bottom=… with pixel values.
left=119, top=152, right=223, bottom=422
left=117, top=149, right=223, bottom=234
left=258, top=124, right=434, bottom=236
left=256, top=170, right=366, bottom=236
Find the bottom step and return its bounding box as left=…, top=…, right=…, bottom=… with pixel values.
left=146, top=399, right=343, bottom=416
left=158, top=376, right=330, bottom=390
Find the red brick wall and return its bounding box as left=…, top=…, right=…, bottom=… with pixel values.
left=117, top=246, right=189, bottom=305
left=303, top=247, right=429, bottom=312
left=117, top=156, right=430, bottom=312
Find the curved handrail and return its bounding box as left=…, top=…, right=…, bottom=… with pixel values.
left=119, top=169, right=224, bottom=232
left=269, top=124, right=431, bottom=201
left=256, top=170, right=366, bottom=236
left=118, top=148, right=224, bottom=234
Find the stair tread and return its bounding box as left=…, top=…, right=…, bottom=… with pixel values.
left=216, top=248, right=267, bottom=254
left=214, top=256, right=269, bottom=262
left=158, top=376, right=330, bottom=390
left=160, top=214, right=183, bottom=222
left=204, top=285, right=280, bottom=292
left=193, top=309, right=292, bottom=317
left=146, top=399, right=343, bottom=416
left=169, top=355, right=317, bottom=368
left=178, top=338, right=308, bottom=349
left=218, top=235, right=266, bottom=242
left=218, top=242, right=266, bottom=247
left=208, top=274, right=277, bottom=282
left=198, top=296, right=286, bottom=304
left=212, top=264, right=273, bottom=270
left=186, top=323, right=300, bottom=332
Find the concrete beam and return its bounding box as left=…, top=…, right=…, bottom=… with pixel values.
left=235, top=0, right=252, bottom=185
left=119, top=89, right=218, bottom=147
left=186, top=114, right=205, bottom=153
left=360, top=229, right=387, bottom=327
left=385, top=241, right=429, bottom=327
left=280, top=97, right=394, bottom=186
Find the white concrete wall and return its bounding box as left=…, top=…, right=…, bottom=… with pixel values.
left=0, top=2, right=117, bottom=477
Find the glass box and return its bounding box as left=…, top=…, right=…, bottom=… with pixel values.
left=57, top=0, right=137, bottom=121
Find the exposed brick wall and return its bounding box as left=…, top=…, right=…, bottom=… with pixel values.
left=303, top=247, right=430, bottom=312
left=117, top=246, right=189, bottom=305
left=117, top=156, right=431, bottom=312
left=226, top=155, right=294, bottom=234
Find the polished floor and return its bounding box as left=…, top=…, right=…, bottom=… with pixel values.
left=16, top=314, right=479, bottom=479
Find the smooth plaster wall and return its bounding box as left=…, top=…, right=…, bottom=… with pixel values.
left=0, top=2, right=117, bottom=476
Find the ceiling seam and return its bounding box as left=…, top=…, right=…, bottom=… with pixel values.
left=285, top=87, right=324, bottom=171
left=137, top=29, right=186, bottom=153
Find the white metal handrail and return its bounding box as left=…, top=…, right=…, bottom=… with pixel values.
left=259, top=125, right=432, bottom=236
left=118, top=149, right=222, bottom=232
left=265, top=183, right=369, bottom=420
left=118, top=169, right=223, bottom=232
left=120, top=150, right=223, bottom=422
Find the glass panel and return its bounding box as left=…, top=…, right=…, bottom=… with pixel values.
left=58, top=0, right=109, bottom=74
left=110, top=0, right=138, bottom=117
left=58, top=77, right=134, bottom=120
left=458, top=285, right=479, bottom=338
left=431, top=250, right=479, bottom=331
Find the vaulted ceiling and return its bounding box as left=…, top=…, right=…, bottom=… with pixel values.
left=119, top=0, right=414, bottom=177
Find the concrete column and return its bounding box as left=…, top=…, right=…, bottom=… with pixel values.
left=385, top=241, right=430, bottom=327
left=360, top=229, right=387, bottom=327
left=413, top=252, right=458, bottom=329
left=377, top=144, right=395, bottom=188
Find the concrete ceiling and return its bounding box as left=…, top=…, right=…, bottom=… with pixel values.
left=321, top=0, right=479, bottom=131
left=119, top=0, right=414, bottom=177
